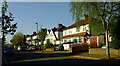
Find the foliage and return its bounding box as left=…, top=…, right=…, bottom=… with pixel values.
left=12, top=32, right=24, bottom=46
left=45, top=40, right=53, bottom=48
left=1, top=0, right=17, bottom=45
left=69, top=2, right=120, bottom=58
left=110, top=16, right=120, bottom=49
left=89, top=18, right=104, bottom=34
left=38, top=28, right=47, bottom=50
left=70, top=2, right=120, bottom=31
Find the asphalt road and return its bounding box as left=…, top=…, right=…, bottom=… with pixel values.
left=3, top=52, right=120, bottom=66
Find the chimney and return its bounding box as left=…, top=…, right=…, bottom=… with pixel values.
left=58, top=24, right=62, bottom=27
left=83, top=14, right=88, bottom=20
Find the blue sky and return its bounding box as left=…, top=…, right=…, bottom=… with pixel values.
left=2, top=2, right=76, bottom=43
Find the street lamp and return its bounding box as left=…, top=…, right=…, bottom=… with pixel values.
left=36, top=23, right=38, bottom=34
left=36, top=23, right=39, bottom=46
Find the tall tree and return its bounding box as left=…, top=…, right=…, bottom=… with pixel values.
left=38, top=28, right=47, bottom=50
left=1, top=0, right=17, bottom=51
left=70, top=2, right=120, bottom=58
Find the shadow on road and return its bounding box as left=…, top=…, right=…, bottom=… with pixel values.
left=2, top=50, right=120, bottom=66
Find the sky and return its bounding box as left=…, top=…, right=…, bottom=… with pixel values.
left=1, top=2, right=76, bottom=43
left=0, top=0, right=119, bottom=43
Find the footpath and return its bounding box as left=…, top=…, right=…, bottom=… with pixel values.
left=71, top=52, right=120, bottom=60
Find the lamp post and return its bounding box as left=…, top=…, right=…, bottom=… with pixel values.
left=36, top=23, right=38, bottom=34
left=36, top=23, right=38, bottom=46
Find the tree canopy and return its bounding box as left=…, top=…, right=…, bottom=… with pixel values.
left=1, top=0, right=17, bottom=45
left=12, top=32, right=24, bottom=46
left=70, top=2, right=120, bottom=33
left=38, top=28, right=47, bottom=50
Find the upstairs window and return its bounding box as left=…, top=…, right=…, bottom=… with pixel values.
left=76, top=28, right=80, bottom=32
left=83, top=25, right=86, bottom=31
left=69, top=29, right=72, bottom=34
left=65, top=31, right=67, bottom=35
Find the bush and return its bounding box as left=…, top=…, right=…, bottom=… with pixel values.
left=110, top=39, right=120, bottom=49
left=45, top=43, right=53, bottom=48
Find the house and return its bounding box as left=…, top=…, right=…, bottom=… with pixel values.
left=26, top=32, right=40, bottom=45
left=44, top=24, right=66, bottom=46
left=61, top=15, right=90, bottom=44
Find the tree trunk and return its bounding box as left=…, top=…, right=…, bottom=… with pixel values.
left=41, top=41, right=44, bottom=51
left=105, top=30, right=110, bottom=59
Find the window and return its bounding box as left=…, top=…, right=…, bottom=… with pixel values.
left=61, top=40, right=63, bottom=42
left=74, top=39, right=77, bottom=43
left=69, top=29, right=72, bottom=34
left=65, top=31, right=67, bottom=35
left=76, top=28, right=80, bottom=32
left=90, top=38, right=93, bottom=41
left=94, top=38, right=97, bottom=40
left=78, top=38, right=81, bottom=43
left=69, top=40, right=71, bottom=42
left=83, top=25, right=86, bottom=31
left=69, top=30, right=71, bottom=34
left=64, top=40, right=67, bottom=43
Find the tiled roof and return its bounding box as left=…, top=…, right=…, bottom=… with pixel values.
left=56, top=25, right=66, bottom=31
left=63, top=18, right=88, bottom=30
left=90, top=33, right=105, bottom=36
left=61, top=32, right=87, bottom=39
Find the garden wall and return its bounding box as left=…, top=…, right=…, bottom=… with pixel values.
left=89, top=48, right=120, bottom=57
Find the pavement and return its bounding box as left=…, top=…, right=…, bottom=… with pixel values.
left=71, top=51, right=120, bottom=61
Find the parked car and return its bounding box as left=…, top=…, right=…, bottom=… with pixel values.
left=27, top=46, right=36, bottom=50
left=26, top=45, right=38, bottom=50
left=17, top=46, right=26, bottom=51
left=4, top=47, right=15, bottom=55
left=101, top=45, right=106, bottom=49
left=63, top=42, right=74, bottom=50
left=55, top=43, right=64, bottom=51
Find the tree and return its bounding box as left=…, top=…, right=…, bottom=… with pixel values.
left=1, top=0, right=17, bottom=50
left=12, top=32, right=24, bottom=49
left=38, top=28, right=47, bottom=50
left=70, top=2, right=120, bottom=58
left=109, top=15, right=120, bottom=49
left=45, top=40, right=53, bottom=48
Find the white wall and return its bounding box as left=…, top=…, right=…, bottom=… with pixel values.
left=26, top=37, right=31, bottom=41
left=63, top=24, right=89, bottom=36
left=32, top=35, right=37, bottom=39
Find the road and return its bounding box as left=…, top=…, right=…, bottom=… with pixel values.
left=0, top=43, right=2, bottom=66
left=3, top=51, right=120, bottom=66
